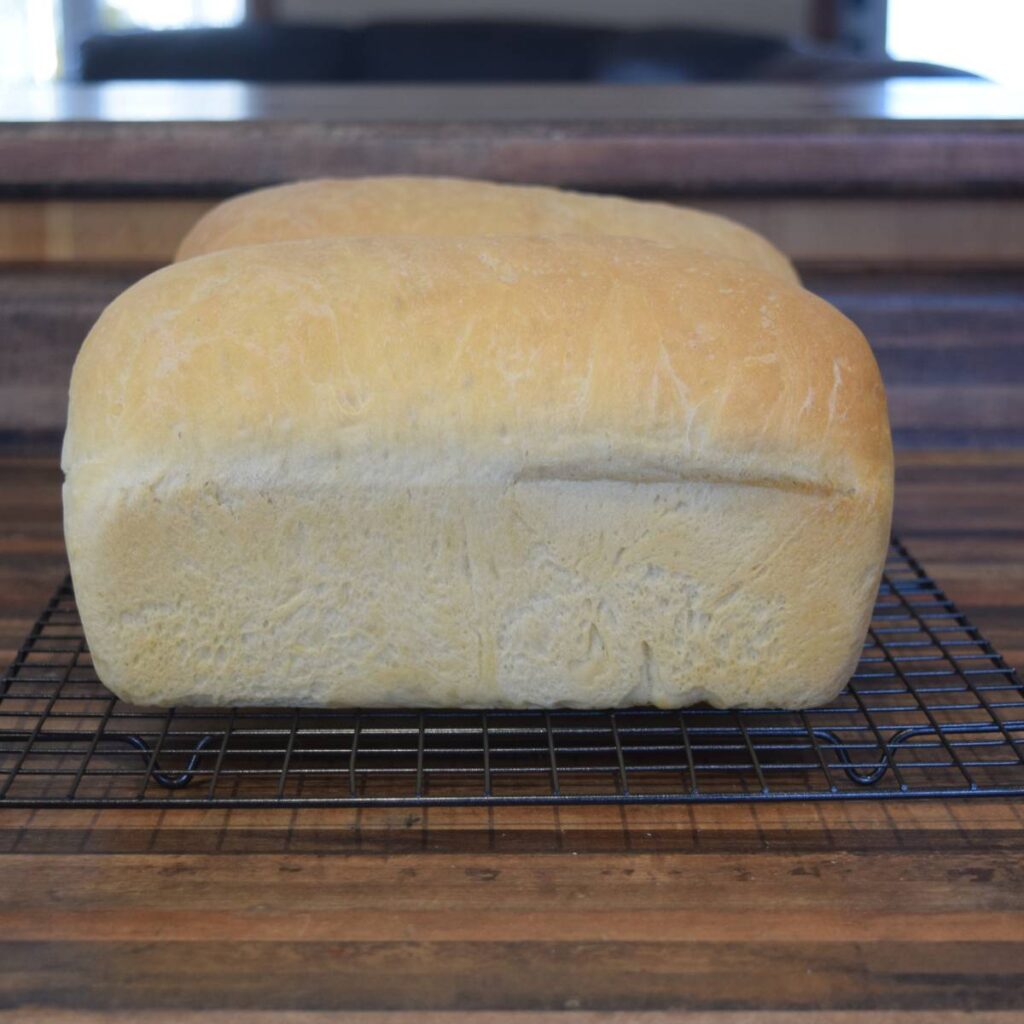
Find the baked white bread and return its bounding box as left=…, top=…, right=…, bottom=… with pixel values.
left=175, top=175, right=799, bottom=285
left=63, top=235, right=892, bottom=710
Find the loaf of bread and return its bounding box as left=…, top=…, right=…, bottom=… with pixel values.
left=175, top=176, right=799, bottom=285
left=63, top=235, right=892, bottom=710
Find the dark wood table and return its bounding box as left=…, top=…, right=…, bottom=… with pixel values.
left=1, top=450, right=1022, bottom=1019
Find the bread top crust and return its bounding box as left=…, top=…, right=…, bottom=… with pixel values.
left=64, top=235, right=891, bottom=502
left=175, top=176, right=799, bottom=286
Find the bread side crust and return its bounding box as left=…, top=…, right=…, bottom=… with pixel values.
left=66, top=454, right=888, bottom=709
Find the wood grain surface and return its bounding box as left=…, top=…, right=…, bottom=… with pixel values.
left=0, top=451, right=1022, bottom=1019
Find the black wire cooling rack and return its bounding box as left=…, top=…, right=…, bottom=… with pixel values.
left=1, top=538, right=1022, bottom=808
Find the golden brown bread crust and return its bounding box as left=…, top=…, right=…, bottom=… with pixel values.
left=64, top=236, right=892, bottom=710
left=175, top=176, right=799, bottom=285
left=69, top=236, right=881, bottom=483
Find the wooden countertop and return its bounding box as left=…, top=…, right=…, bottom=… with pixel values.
left=1, top=450, right=1022, bottom=1018
left=6, top=79, right=1024, bottom=126
left=3, top=80, right=1024, bottom=195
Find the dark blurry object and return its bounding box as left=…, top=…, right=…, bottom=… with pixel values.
left=811, top=0, right=888, bottom=56
left=597, top=28, right=973, bottom=84
left=79, top=21, right=975, bottom=85
left=596, top=28, right=786, bottom=83
left=81, top=24, right=361, bottom=83
left=758, top=48, right=973, bottom=82
left=360, top=21, right=602, bottom=82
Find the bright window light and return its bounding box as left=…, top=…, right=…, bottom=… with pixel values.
left=101, top=0, right=245, bottom=31
left=887, top=0, right=1024, bottom=87
left=0, top=0, right=60, bottom=82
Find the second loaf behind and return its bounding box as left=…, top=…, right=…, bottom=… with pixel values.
left=175, top=175, right=798, bottom=285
